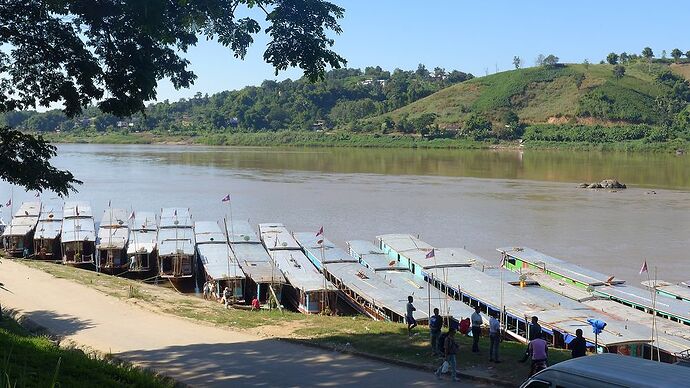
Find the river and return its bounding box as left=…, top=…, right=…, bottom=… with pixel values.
left=2, top=144, right=689, bottom=283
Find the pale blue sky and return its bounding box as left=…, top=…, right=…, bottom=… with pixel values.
left=155, top=0, right=690, bottom=102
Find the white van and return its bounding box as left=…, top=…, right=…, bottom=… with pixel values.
left=520, top=354, right=690, bottom=388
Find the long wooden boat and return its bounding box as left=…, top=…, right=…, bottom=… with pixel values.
left=126, top=211, right=158, bottom=277
left=96, top=208, right=130, bottom=274
left=33, top=204, right=63, bottom=260
left=157, top=208, right=196, bottom=288
left=195, top=220, right=245, bottom=302
left=61, top=201, right=96, bottom=266
left=2, top=202, right=41, bottom=257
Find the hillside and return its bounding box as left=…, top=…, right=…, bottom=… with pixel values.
left=375, top=62, right=679, bottom=127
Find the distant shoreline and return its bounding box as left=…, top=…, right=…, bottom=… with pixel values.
left=40, top=131, right=686, bottom=153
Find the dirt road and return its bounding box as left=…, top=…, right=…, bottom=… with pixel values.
left=0, top=260, right=486, bottom=387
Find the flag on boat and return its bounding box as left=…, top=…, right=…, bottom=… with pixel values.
left=639, top=260, right=648, bottom=274
left=499, top=254, right=506, bottom=268
left=128, top=210, right=135, bottom=220
left=316, top=226, right=323, bottom=237
left=426, top=248, right=435, bottom=259
left=35, top=192, right=40, bottom=198
left=221, top=194, right=231, bottom=202
left=5, top=198, right=11, bottom=207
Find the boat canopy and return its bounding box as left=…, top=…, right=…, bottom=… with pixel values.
left=61, top=218, right=96, bottom=242
left=294, top=233, right=358, bottom=265
left=197, top=243, right=244, bottom=281
left=97, top=226, right=129, bottom=249
left=159, top=207, right=192, bottom=228
left=226, top=219, right=260, bottom=244
left=194, top=221, right=227, bottom=244
left=130, top=211, right=157, bottom=231
left=259, top=223, right=300, bottom=250
left=34, top=220, right=62, bottom=240
left=270, top=250, right=334, bottom=292
left=14, top=202, right=41, bottom=218
left=99, top=208, right=129, bottom=227
left=63, top=201, right=93, bottom=218
left=347, top=240, right=409, bottom=271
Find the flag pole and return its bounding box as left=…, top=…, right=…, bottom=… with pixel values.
left=653, top=266, right=661, bottom=362
left=643, top=261, right=655, bottom=360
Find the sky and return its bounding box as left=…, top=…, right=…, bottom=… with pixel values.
left=155, top=0, right=690, bottom=102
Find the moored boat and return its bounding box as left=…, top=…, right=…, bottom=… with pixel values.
left=126, top=211, right=158, bottom=277
left=33, top=204, right=63, bottom=260
left=2, top=202, right=41, bottom=257
left=61, top=201, right=96, bottom=266
left=157, top=208, right=196, bottom=289
left=96, top=208, right=130, bottom=274
left=195, top=220, right=245, bottom=303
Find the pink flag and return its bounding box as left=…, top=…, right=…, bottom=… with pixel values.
left=639, top=260, right=648, bottom=275
left=221, top=194, right=231, bottom=202
left=316, top=226, right=324, bottom=237
left=5, top=198, right=11, bottom=207
left=426, top=249, right=435, bottom=259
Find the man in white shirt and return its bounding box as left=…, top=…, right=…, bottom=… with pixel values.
left=489, top=312, right=501, bottom=363
left=471, top=305, right=483, bottom=353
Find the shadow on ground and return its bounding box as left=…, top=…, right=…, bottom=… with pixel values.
left=12, top=309, right=96, bottom=337
left=117, top=338, right=478, bottom=387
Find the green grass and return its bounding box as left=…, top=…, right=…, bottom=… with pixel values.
left=21, top=261, right=574, bottom=383
left=0, top=314, right=173, bottom=388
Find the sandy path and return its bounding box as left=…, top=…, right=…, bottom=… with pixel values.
left=0, top=260, right=483, bottom=387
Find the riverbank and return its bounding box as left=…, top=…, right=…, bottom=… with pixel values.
left=17, top=260, right=570, bottom=384
left=40, top=130, right=688, bottom=152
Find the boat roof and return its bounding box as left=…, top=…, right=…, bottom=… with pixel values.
left=14, top=202, right=41, bottom=218
left=2, top=216, right=38, bottom=237
left=159, top=208, right=193, bottom=228
left=197, top=243, right=244, bottom=281
left=61, top=217, right=96, bottom=242
left=231, top=242, right=272, bottom=263
left=270, top=250, right=335, bottom=292
left=585, top=299, right=690, bottom=354
left=498, top=246, right=626, bottom=286
left=38, top=205, right=62, bottom=221
left=538, top=353, right=690, bottom=387
left=96, top=226, right=129, bottom=249
left=376, top=269, right=478, bottom=320
left=258, top=223, right=301, bottom=250
left=99, top=208, right=130, bottom=227
left=294, top=233, right=359, bottom=265
left=194, top=221, right=228, bottom=244
left=226, top=219, right=260, bottom=244
left=34, top=219, right=62, bottom=239
left=157, top=228, right=195, bottom=256
left=594, top=284, right=690, bottom=322
left=641, top=280, right=690, bottom=302
left=63, top=201, right=93, bottom=218
left=377, top=233, right=433, bottom=252
left=378, top=234, right=479, bottom=269
left=347, top=240, right=409, bottom=271
left=127, top=229, right=157, bottom=255
left=238, top=261, right=287, bottom=284
left=130, top=211, right=157, bottom=231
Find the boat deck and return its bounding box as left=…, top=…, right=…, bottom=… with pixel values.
left=259, top=223, right=300, bottom=250
left=347, top=240, right=409, bottom=272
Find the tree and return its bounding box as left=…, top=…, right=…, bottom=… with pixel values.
left=535, top=54, right=545, bottom=66
left=613, top=65, right=626, bottom=79
left=619, top=52, right=629, bottom=64
left=671, top=48, right=683, bottom=62
left=415, top=64, right=430, bottom=78
left=687, top=51, right=690, bottom=59
left=606, top=52, right=619, bottom=65
left=1, top=0, right=347, bottom=194
left=543, top=54, right=559, bottom=67
left=642, top=47, right=654, bottom=59
left=513, top=56, right=522, bottom=69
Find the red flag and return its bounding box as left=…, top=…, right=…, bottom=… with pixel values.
left=315, top=226, right=323, bottom=237
left=639, top=260, right=648, bottom=275
left=426, top=248, right=435, bottom=259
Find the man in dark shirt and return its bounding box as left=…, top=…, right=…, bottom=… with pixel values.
left=569, top=329, right=587, bottom=358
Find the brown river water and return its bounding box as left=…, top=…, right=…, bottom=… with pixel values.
left=2, top=144, right=689, bottom=283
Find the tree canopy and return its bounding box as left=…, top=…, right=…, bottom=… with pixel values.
left=0, top=0, right=347, bottom=195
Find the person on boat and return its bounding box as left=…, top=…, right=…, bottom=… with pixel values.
left=429, top=308, right=442, bottom=355
left=129, top=255, right=138, bottom=270
left=221, top=287, right=232, bottom=308
left=202, top=281, right=210, bottom=300
left=471, top=305, right=483, bottom=353
left=210, top=282, right=217, bottom=300
left=251, top=296, right=261, bottom=310
left=520, top=315, right=542, bottom=362
left=434, top=328, right=460, bottom=382
left=406, top=296, right=417, bottom=337
left=489, top=311, right=501, bottom=363
left=528, top=333, right=549, bottom=376
left=569, top=329, right=587, bottom=358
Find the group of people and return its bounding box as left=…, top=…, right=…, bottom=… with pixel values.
left=404, top=297, right=590, bottom=382
left=202, top=280, right=262, bottom=310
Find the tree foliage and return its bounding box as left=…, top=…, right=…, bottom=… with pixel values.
left=542, top=54, right=559, bottom=67
left=612, top=65, right=625, bottom=79
left=642, top=47, right=654, bottom=59
left=671, top=48, right=683, bottom=62
left=606, top=52, right=619, bottom=65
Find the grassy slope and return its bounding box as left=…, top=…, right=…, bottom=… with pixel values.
left=375, top=63, right=666, bottom=126
left=21, top=261, right=571, bottom=384
left=670, top=63, right=690, bottom=82
left=0, top=314, right=172, bottom=387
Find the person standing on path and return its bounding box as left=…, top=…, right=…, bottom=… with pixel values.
left=520, top=316, right=542, bottom=362
left=429, top=308, right=442, bottom=355
left=569, top=329, right=587, bottom=358
left=471, top=306, right=483, bottom=353
left=434, top=328, right=460, bottom=382
left=406, top=296, right=417, bottom=337
left=489, top=312, right=501, bottom=363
